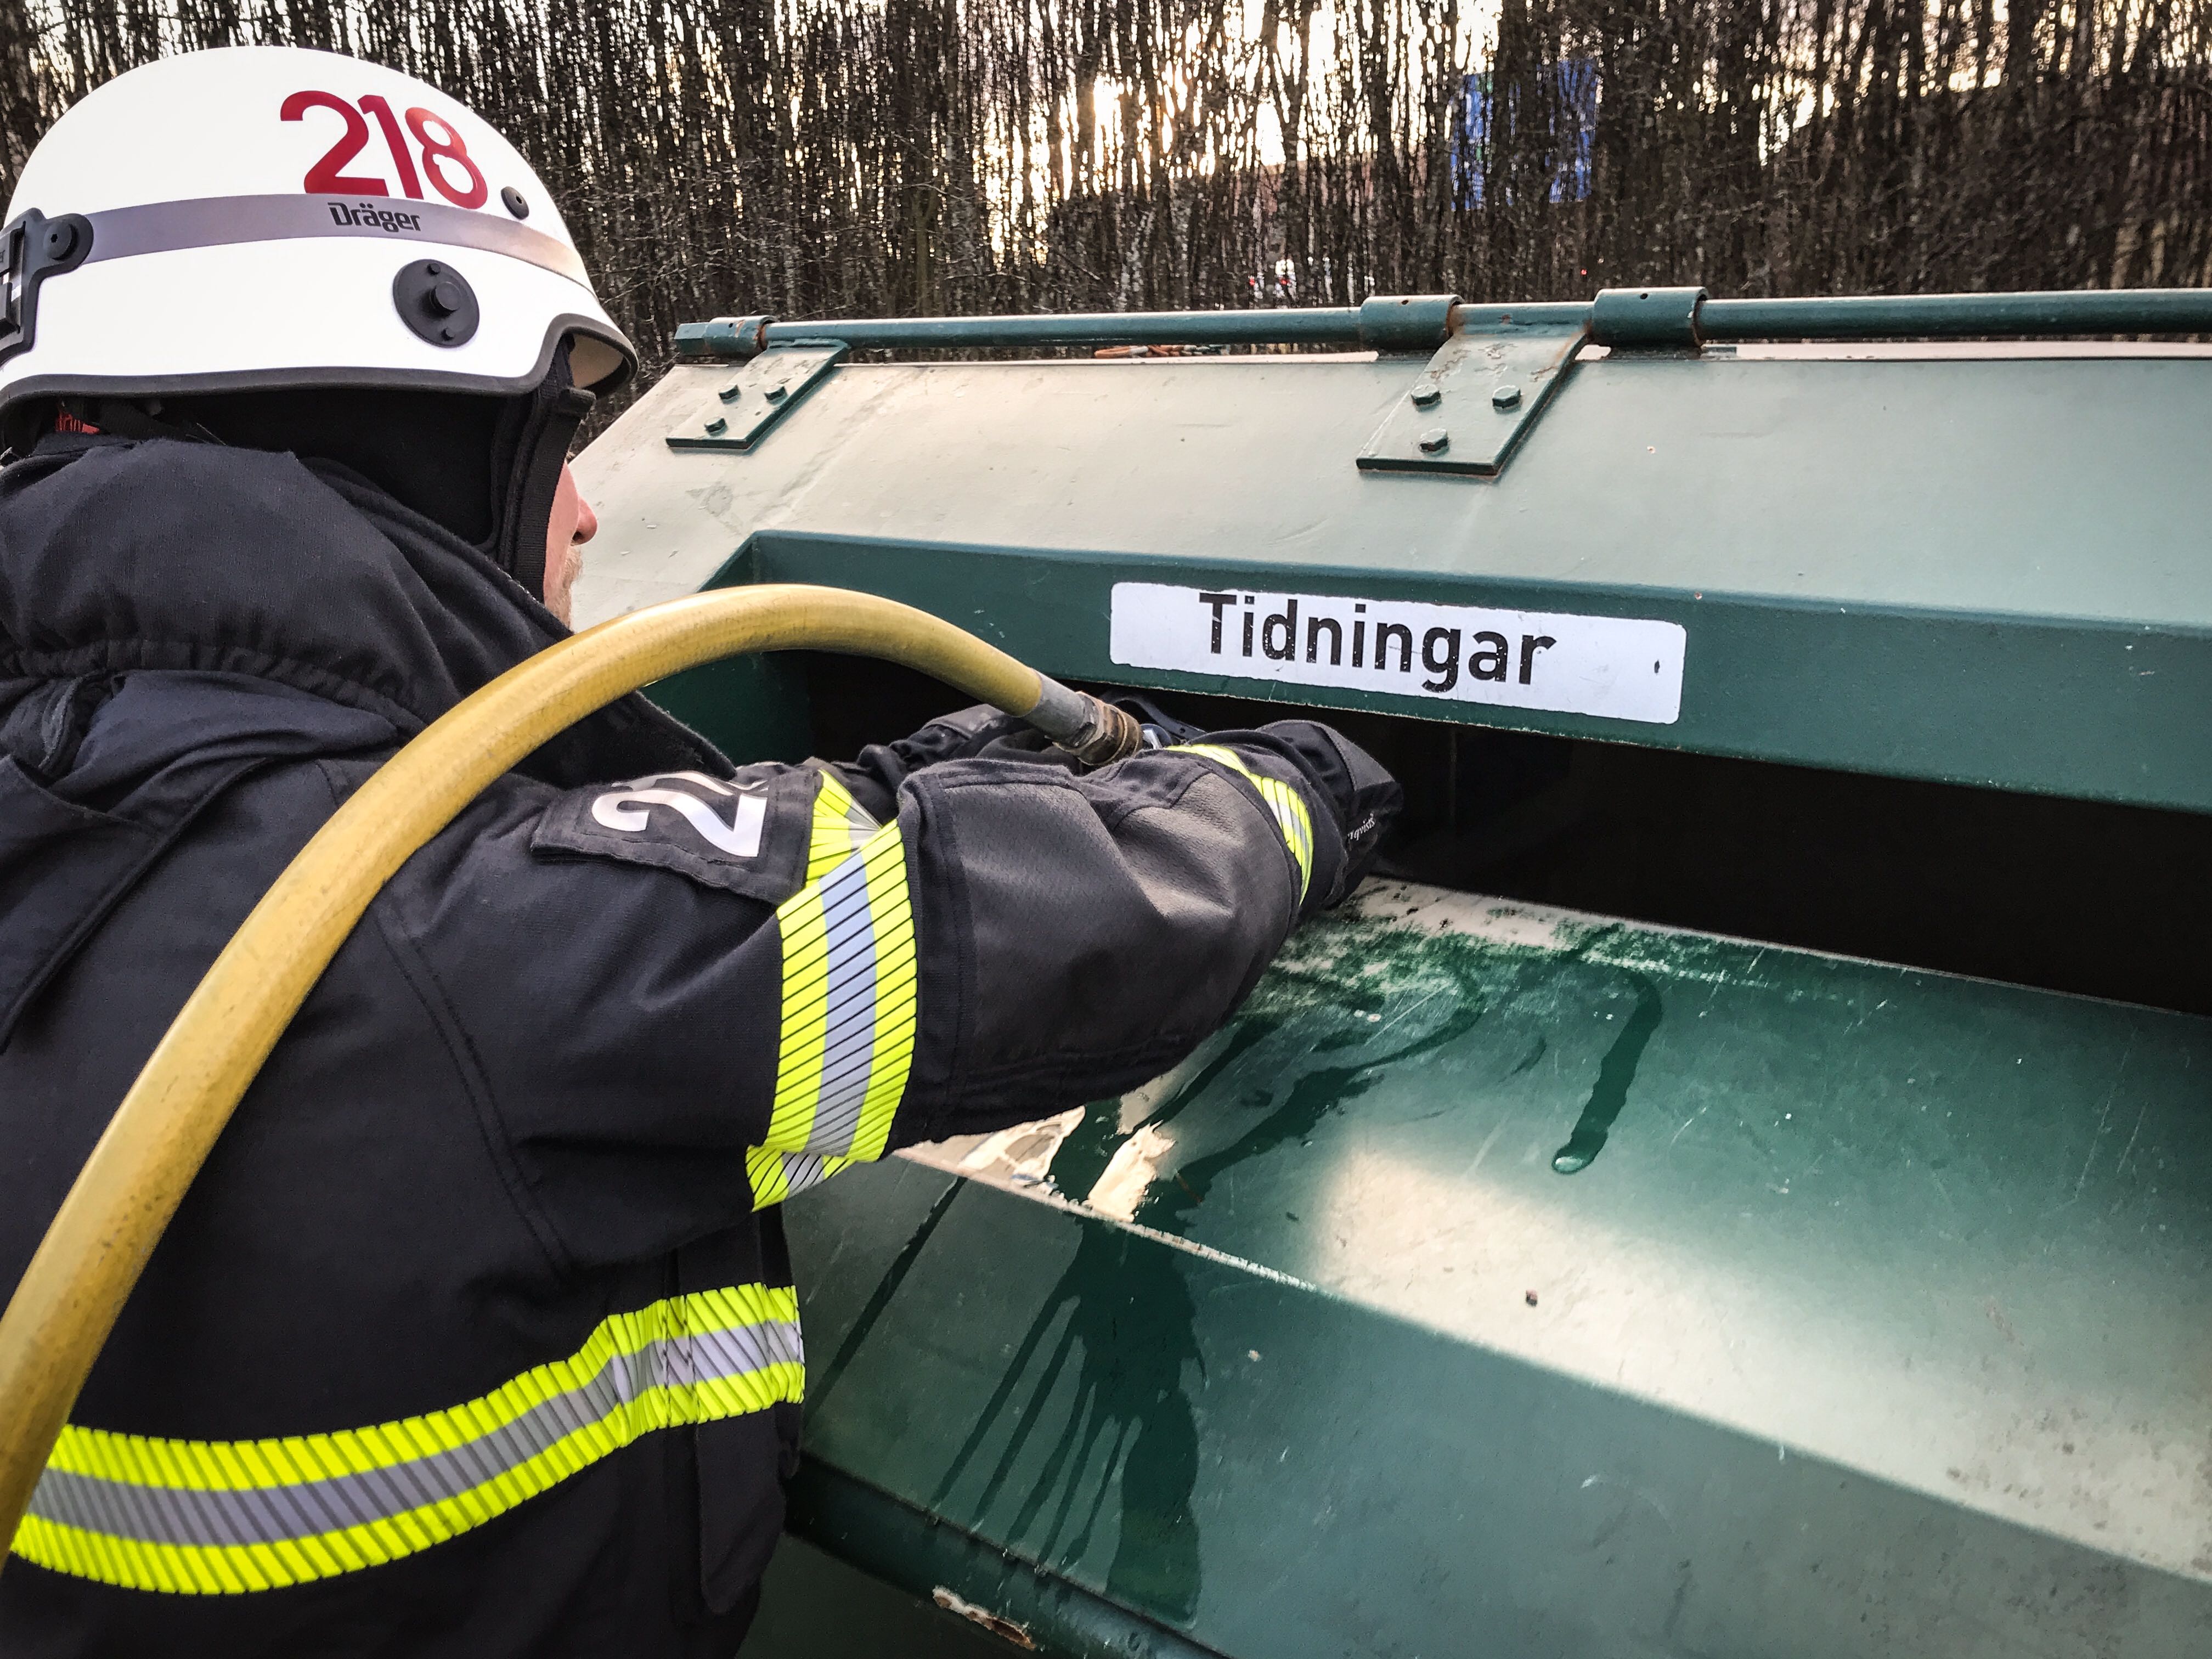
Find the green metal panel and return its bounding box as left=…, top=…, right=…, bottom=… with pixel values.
left=576, top=344, right=2212, bottom=812
left=573, top=307, right=2212, bottom=1654
left=742, top=1532, right=1047, bottom=1658
left=749, top=1464, right=1223, bottom=1657
left=637, top=653, right=810, bottom=766
left=763, top=882, right=2212, bottom=1657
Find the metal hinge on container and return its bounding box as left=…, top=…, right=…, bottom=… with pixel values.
left=665, top=341, right=849, bottom=453
left=1357, top=322, right=1588, bottom=478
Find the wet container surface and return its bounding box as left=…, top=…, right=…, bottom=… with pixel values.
left=772, top=879, right=2212, bottom=1658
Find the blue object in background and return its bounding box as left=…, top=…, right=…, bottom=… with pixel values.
left=1458, top=57, right=1598, bottom=205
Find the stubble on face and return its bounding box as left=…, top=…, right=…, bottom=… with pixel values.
left=543, top=462, right=597, bottom=626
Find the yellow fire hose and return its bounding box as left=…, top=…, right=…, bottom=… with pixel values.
left=0, top=583, right=1138, bottom=1569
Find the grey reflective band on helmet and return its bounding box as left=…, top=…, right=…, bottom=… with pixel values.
left=79, top=194, right=590, bottom=287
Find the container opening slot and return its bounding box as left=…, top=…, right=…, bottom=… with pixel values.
left=792, top=656, right=2212, bottom=1018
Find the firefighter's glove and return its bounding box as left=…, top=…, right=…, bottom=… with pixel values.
left=828, top=702, right=1081, bottom=818
left=1243, top=720, right=1403, bottom=910
left=833, top=694, right=1221, bottom=817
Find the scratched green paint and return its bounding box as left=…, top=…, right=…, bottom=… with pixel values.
left=1069, top=908, right=1692, bottom=1216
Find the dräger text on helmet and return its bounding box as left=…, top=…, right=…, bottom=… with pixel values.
left=326, top=200, right=427, bottom=234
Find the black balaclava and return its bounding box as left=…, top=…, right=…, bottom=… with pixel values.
left=481, top=348, right=598, bottom=600
left=57, top=347, right=595, bottom=604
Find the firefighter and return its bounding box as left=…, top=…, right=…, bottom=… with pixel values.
left=0, top=45, right=1399, bottom=1657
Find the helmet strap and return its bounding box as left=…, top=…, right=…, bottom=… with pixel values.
left=488, top=346, right=593, bottom=603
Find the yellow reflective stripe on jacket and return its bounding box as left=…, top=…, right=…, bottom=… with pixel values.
left=15, top=1285, right=802, bottom=1594
left=805, top=770, right=878, bottom=883
left=765, top=821, right=918, bottom=1162
left=746, top=1146, right=853, bottom=1210
left=1172, top=743, right=1316, bottom=901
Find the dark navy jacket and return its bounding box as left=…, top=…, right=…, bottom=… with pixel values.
left=0, top=435, right=1393, bottom=1657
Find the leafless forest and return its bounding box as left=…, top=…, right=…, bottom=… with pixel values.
left=4, top=0, right=2209, bottom=392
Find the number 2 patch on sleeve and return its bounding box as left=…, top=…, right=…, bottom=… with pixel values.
left=531, top=766, right=821, bottom=904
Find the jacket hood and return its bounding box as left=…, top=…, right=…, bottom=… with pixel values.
left=0, top=433, right=721, bottom=781
left=0, top=435, right=724, bottom=1046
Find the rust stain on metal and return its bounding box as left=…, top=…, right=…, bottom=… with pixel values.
left=933, top=1586, right=1037, bottom=1649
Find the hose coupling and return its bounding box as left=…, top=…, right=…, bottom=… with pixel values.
left=1024, top=676, right=1144, bottom=767
left=1058, top=696, right=1144, bottom=767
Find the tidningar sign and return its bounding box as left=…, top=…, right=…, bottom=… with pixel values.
left=1109, top=583, right=1685, bottom=725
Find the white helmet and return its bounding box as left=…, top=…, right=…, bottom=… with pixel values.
left=0, top=45, right=634, bottom=421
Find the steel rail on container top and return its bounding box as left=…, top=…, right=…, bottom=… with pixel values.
left=675, top=287, right=2212, bottom=360
left=1698, top=289, right=2212, bottom=340
left=769, top=307, right=1372, bottom=347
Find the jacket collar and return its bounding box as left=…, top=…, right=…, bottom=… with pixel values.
left=0, top=433, right=722, bottom=785
left=0, top=435, right=725, bottom=1048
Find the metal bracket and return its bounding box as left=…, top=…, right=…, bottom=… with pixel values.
left=664, top=340, right=848, bottom=453
left=0, top=208, right=94, bottom=366
left=1356, top=323, right=1588, bottom=478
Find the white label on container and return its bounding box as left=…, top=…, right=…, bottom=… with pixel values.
left=1109, top=583, right=1685, bottom=725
